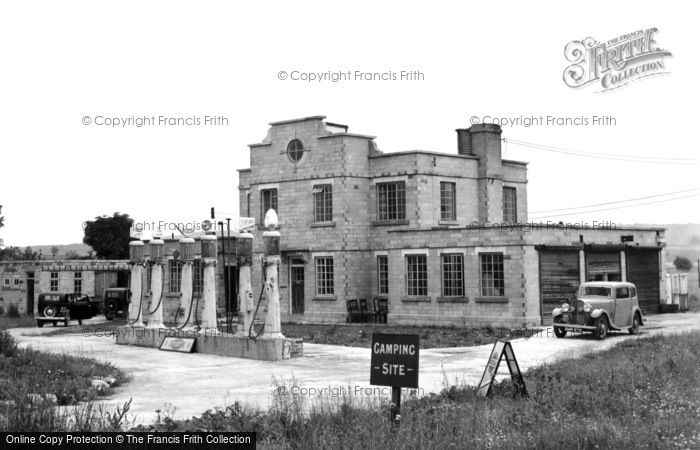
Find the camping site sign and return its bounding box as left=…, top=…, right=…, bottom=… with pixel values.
left=370, top=333, right=419, bottom=388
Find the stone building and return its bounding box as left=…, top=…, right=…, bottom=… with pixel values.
left=0, top=260, right=128, bottom=316
left=238, top=116, right=666, bottom=327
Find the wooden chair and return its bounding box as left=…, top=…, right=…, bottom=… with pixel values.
left=346, top=299, right=362, bottom=323
left=359, top=298, right=378, bottom=323
left=374, top=298, right=388, bottom=323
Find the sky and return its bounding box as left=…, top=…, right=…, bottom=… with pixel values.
left=0, top=1, right=698, bottom=246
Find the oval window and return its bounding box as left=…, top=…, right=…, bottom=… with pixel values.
left=287, top=139, right=304, bottom=162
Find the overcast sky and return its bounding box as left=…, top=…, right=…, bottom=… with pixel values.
left=0, top=1, right=698, bottom=246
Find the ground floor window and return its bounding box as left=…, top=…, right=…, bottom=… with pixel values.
left=50, top=272, right=58, bottom=292
left=406, top=254, right=428, bottom=296
left=73, top=272, right=82, bottom=295
left=168, top=260, right=181, bottom=293
left=193, top=259, right=204, bottom=295
left=377, top=255, right=389, bottom=295
left=441, top=254, right=464, bottom=297
left=480, top=253, right=504, bottom=297
left=315, top=257, right=334, bottom=296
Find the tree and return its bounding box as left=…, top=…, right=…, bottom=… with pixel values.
left=82, top=212, right=133, bottom=259
left=22, top=246, right=39, bottom=260
left=673, top=256, right=693, bottom=272
left=0, top=204, right=4, bottom=230
left=51, top=246, right=59, bottom=259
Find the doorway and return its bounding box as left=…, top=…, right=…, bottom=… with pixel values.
left=291, top=265, right=304, bottom=315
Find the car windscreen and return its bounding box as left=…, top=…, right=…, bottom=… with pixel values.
left=580, top=286, right=612, bottom=298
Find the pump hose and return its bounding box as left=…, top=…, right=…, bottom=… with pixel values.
left=146, top=262, right=165, bottom=315
left=126, top=262, right=145, bottom=325
left=248, top=262, right=268, bottom=340
left=175, top=262, right=198, bottom=331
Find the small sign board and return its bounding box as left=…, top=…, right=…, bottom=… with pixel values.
left=160, top=337, right=196, bottom=353
left=477, top=340, right=527, bottom=398
left=370, top=333, right=419, bottom=388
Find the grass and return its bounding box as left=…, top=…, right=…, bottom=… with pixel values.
left=0, top=327, right=132, bottom=431
left=132, top=331, right=700, bottom=449
left=40, top=319, right=521, bottom=349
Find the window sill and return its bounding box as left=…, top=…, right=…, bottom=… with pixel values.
left=312, top=296, right=337, bottom=301
left=475, top=296, right=508, bottom=303
left=372, top=220, right=409, bottom=227
left=438, top=220, right=459, bottom=226
left=165, top=293, right=182, bottom=298
left=400, top=296, right=431, bottom=303
left=311, top=221, right=336, bottom=228
left=437, top=296, right=469, bottom=303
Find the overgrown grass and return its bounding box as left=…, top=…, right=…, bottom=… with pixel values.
left=135, top=331, right=700, bottom=449
left=0, top=328, right=132, bottom=431
left=0, top=315, right=37, bottom=329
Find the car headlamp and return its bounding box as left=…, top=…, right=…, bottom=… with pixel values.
left=561, top=303, right=570, bottom=312
left=583, top=303, right=591, bottom=313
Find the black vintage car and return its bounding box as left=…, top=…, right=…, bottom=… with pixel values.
left=36, top=293, right=100, bottom=327
left=103, top=287, right=130, bottom=320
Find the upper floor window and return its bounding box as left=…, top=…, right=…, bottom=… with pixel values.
left=440, top=182, right=456, bottom=221
left=480, top=253, right=505, bottom=297
left=503, top=187, right=517, bottom=223
left=261, top=189, right=278, bottom=224
left=377, top=181, right=406, bottom=221
left=287, top=139, right=304, bottom=162
left=313, top=184, right=333, bottom=222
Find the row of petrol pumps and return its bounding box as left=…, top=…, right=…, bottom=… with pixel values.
left=116, top=211, right=301, bottom=360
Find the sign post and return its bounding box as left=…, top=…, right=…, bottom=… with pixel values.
left=477, top=340, right=527, bottom=398
left=370, top=333, right=420, bottom=423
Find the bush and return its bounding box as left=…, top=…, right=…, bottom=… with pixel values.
left=6, top=303, right=20, bottom=318
left=673, top=256, right=693, bottom=272
left=0, top=328, right=18, bottom=357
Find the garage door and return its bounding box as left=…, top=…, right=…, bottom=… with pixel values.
left=586, top=252, right=621, bottom=281
left=539, top=250, right=580, bottom=325
left=626, top=249, right=660, bottom=315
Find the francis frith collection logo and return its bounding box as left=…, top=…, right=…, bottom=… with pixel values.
left=563, top=27, right=672, bottom=92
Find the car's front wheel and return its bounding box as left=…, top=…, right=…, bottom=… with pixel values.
left=629, top=313, right=641, bottom=335
left=37, top=321, right=44, bottom=328
left=593, top=317, right=608, bottom=340
left=105, top=299, right=117, bottom=320
left=553, top=324, right=567, bottom=338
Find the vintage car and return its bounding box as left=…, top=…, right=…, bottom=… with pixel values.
left=36, top=292, right=100, bottom=327
left=552, top=281, right=644, bottom=340
left=103, top=287, right=130, bottom=320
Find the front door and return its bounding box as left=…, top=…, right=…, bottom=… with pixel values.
left=26, top=272, right=35, bottom=316
left=614, top=286, right=631, bottom=327
left=291, top=266, right=304, bottom=314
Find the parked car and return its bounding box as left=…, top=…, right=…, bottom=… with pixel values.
left=36, top=293, right=99, bottom=327
left=103, top=287, right=130, bottom=320
left=552, top=281, right=644, bottom=340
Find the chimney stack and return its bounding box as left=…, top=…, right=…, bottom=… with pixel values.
left=456, top=128, right=472, bottom=155
left=458, top=123, right=504, bottom=222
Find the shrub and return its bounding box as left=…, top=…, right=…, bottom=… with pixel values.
left=6, top=303, right=20, bottom=318
left=0, top=328, right=18, bottom=357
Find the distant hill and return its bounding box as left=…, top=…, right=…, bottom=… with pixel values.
left=631, top=223, right=700, bottom=263
left=26, top=243, right=92, bottom=258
